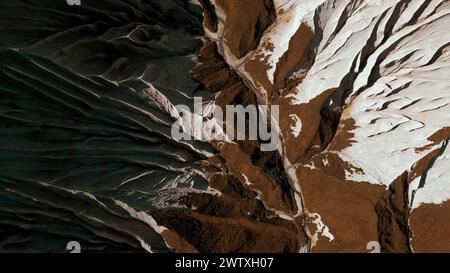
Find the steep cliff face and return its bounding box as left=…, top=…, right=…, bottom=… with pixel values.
left=0, top=0, right=449, bottom=253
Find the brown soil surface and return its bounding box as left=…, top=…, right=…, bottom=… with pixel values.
left=215, top=0, right=275, bottom=59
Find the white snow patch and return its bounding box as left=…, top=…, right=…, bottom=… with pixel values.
left=241, top=173, right=253, bottom=186
left=308, top=212, right=334, bottom=243
left=258, top=0, right=326, bottom=83
left=410, top=141, right=450, bottom=209
left=113, top=200, right=167, bottom=234
left=289, top=114, right=302, bottom=138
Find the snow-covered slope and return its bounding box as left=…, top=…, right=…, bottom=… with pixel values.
left=203, top=0, right=450, bottom=252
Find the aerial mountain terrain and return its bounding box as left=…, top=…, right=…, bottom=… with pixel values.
left=0, top=0, right=449, bottom=253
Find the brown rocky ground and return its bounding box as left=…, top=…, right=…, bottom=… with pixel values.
left=154, top=0, right=450, bottom=253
